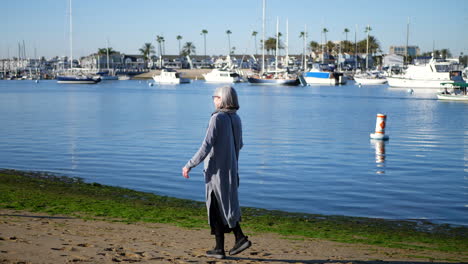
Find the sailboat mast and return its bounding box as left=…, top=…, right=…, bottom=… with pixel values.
left=406, top=17, right=410, bottom=64
left=285, top=19, right=289, bottom=67
left=261, top=0, right=265, bottom=74
left=106, top=38, right=110, bottom=70
left=69, top=0, right=73, bottom=70
left=304, top=24, right=307, bottom=71
left=275, top=17, right=278, bottom=74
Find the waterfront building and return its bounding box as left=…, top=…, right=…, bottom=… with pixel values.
left=389, top=45, right=420, bottom=56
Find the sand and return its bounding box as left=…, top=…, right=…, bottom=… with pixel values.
left=0, top=209, right=464, bottom=264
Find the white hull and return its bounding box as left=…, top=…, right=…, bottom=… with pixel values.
left=204, top=77, right=238, bottom=83
left=304, top=76, right=347, bottom=85
left=437, top=94, right=468, bottom=101
left=152, top=77, right=190, bottom=84
left=354, top=77, right=387, bottom=85
left=153, top=69, right=191, bottom=84
left=387, top=77, right=452, bottom=88
left=203, top=69, right=240, bottom=83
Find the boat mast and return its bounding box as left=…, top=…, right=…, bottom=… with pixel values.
left=275, top=17, right=279, bottom=75
left=69, top=0, right=73, bottom=71
left=406, top=17, right=410, bottom=64
left=354, top=24, right=357, bottom=71
left=303, top=24, right=307, bottom=71
left=285, top=19, right=289, bottom=69
left=261, top=0, right=265, bottom=74
left=366, top=24, right=369, bottom=70
left=106, top=38, right=110, bottom=70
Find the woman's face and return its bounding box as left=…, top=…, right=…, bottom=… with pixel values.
left=212, top=95, right=221, bottom=109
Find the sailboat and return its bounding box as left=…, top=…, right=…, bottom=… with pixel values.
left=57, top=0, right=100, bottom=84
left=247, top=1, right=299, bottom=86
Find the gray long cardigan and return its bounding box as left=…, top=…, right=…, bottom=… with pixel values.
left=185, top=111, right=243, bottom=228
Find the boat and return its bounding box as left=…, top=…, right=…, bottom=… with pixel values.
left=247, top=70, right=300, bottom=86
left=97, top=70, right=118, bottom=80
left=203, top=68, right=241, bottom=83
left=118, top=75, right=131, bottom=80
left=354, top=71, right=387, bottom=85
left=56, top=0, right=100, bottom=84
left=247, top=3, right=300, bottom=86
left=303, top=64, right=347, bottom=85
left=436, top=82, right=468, bottom=101
left=57, top=74, right=101, bottom=84
left=152, top=68, right=190, bottom=84
left=387, top=57, right=464, bottom=89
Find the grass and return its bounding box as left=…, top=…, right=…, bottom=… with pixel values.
left=0, top=169, right=467, bottom=255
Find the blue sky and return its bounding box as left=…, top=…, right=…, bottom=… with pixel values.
left=2, top=0, right=467, bottom=59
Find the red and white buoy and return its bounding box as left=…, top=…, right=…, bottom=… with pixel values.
left=370, top=113, right=389, bottom=140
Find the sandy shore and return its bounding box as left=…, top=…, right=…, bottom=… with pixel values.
left=0, top=209, right=463, bottom=264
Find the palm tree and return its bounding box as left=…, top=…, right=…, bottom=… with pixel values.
left=321, top=28, right=328, bottom=63
left=156, top=35, right=164, bottom=57
left=176, top=35, right=183, bottom=55
left=308, top=41, right=319, bottom=53
left=264, top=37, right=277, bottom=55
left=138, top=43, right=155, bottom=69
left=364, top=25, right=372, bottom=69
left=440, top=48, right=451, bottom=59
left=97, top=47, right=116, bottom=55
left=201, top=29, right=208, bottom=59
left=300, top=31, right=306, bottom=69
left=343, top=28, right=350, bottom=42
left=156, top=35, right=165, bottom=68
left=226, top=30, right=232, bottom=55
left=182, top=42, right=196, bottom=56
left=252, top=31, right=258, bottom=55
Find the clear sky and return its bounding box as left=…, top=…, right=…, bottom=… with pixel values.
left=2, top=0, right=467, bottom=59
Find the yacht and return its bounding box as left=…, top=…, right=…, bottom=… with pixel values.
left=387, top=57, right=464, bottom=88
left=354, top=71, right=387, bottom=85
left=303, top=64, right=347, bottom=85
left=203, top=68, right=241, bottom=83
left=152, top=69, right=190, bottom=84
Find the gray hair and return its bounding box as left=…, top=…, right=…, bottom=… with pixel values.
left=214, top=85, right=240, bottom=110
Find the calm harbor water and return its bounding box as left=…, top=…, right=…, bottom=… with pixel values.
left=0, top=79, right=466, bottom=226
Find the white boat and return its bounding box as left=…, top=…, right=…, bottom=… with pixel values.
left=203, top=68, right=240, bottom=83
left=118, top=75, right=131, bottom=80
left=354, top=71, right=387, bottom=85
left=303, top=64, right=347, bottom=85
left=387, top=57, right=464, bottom=89
left=152, top=69, right=190, bottom=84
left=437, top=82, right=468, bottom=101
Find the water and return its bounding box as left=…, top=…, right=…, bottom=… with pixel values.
left=0, top=79, right=466, bottom=226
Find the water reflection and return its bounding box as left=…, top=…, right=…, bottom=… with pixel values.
left=370, top=139, right=388, bottom=174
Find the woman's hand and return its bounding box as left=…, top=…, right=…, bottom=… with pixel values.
left=182, top=167, right=191, bottom=179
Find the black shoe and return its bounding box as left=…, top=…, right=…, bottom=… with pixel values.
left=229, top=236, right=252, bottom=255
left=206, top=248, right=225, bottom=259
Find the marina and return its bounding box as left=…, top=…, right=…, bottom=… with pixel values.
left=0, top=79, right=466, bottom=226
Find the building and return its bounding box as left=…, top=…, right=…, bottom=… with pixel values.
left=389, top=46, right=420, bottom=57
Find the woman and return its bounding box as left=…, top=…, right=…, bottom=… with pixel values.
left=182, top=85, right=251, bottom=259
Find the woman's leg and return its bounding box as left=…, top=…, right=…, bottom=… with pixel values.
left=232, top=223, right=245, bottom=242
left=209, top=192, right=225, bottom=250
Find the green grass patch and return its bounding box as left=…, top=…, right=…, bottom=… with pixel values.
left=1, top=169, right=467, bottom=254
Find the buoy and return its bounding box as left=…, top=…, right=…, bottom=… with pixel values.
left=370, top=113, right=389, bottom=140
left=148, top=82, right=154, bottom=86
left=35, top=80, right=39, bottom=83
left=407, top=88, right=414, bottom=94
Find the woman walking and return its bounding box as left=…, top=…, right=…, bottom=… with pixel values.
left=182, top=85, right=251, bottom=259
